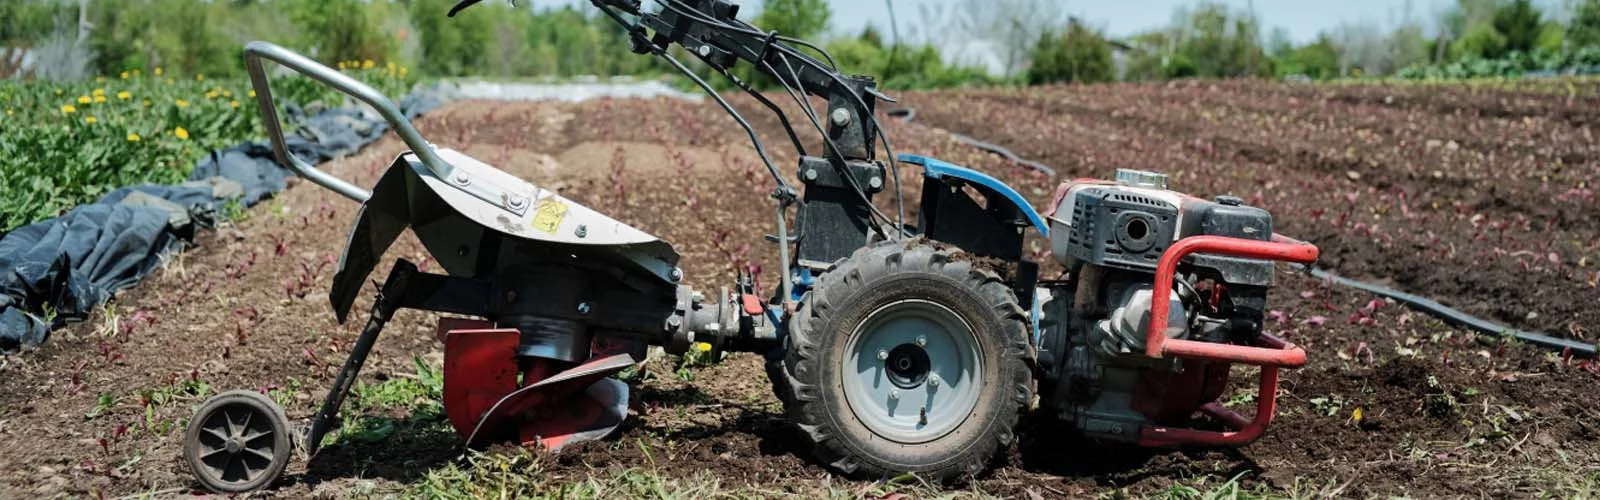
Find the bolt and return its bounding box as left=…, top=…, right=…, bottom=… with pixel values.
left=451, top=172, right=471, bottom=186
left=669, top=268, right=683, bottom=282
left=508, top=196, right=527, bottom=209
left=577, top=302, right=591, bottom=315
left=830, top=108, right=852, bottom=128
left=877, top=349, right=889, bottom=361
left=889, top=390, right=899, bottom=400
left=868, top=176, right=883, bottom=189
left=690, top=291, right=706, bottom=304
left=697, top=45, right=712, bottom=57
left=804, top=169, right=818, bottom=181
left=668, top=316, right=682, bottom=328
left=927, top=374, right=940, bottom=388
left=916, top=335, right=927, bottom=347
left=575, top=224, right=588, bottom=238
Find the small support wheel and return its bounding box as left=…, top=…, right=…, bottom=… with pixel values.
left=184, top=390, right=292, bottom=493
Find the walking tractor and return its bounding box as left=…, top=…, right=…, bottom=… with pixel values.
left=183, top=0, right=1321, bottom=493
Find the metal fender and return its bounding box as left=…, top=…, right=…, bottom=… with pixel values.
left=898, top=154, right=1049, bottom=236
left=329, top=147, right=680, bottom=322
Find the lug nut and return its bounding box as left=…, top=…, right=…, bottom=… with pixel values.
left=877, top=349, right=888, bottom=361
left=916, top=335, right=927, bottom=347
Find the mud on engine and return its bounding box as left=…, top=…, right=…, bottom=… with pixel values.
left=1034, top=170, right=1301, bottom=445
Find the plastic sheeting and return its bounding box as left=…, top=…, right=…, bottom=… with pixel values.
left=0, top=90, right=446, bottom=352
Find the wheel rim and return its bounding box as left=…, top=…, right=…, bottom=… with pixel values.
left=842, top=299, right=983, bottom=444
left=193, top=402, right=280, bottom=486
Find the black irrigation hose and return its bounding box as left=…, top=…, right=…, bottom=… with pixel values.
left=888, top=108, right=1057, bottom=178
left=1303, top=266, right=1597, bottom=359
left=891, top=104, right=1594, bottom=359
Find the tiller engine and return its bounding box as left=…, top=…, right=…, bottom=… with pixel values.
left=182, top=0, right=1318, bottom=493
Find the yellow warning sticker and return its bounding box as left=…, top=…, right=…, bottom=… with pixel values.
left=531, top=198, right=568, bottom=234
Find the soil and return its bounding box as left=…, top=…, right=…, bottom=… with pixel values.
left=2, top=82, right=1598, bottom=498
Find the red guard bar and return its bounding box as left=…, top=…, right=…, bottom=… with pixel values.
left=1145, top=235, right=1320, bottom=367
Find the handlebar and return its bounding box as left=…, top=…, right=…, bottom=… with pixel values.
left=243, top=41, right=456, bottom=203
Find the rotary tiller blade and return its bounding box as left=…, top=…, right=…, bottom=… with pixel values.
left=462, top=353, right=637, bottom=451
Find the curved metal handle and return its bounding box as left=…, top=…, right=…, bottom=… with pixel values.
left=243, top=41, right=455, bottom=203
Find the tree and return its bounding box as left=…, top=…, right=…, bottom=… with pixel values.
left=1027, top=17, right=1113, bottom=84
left=955, top=0, right=1065, bottom=76
left=1493, top=0, right=1545, bottom=53
left=1170, top=2, right=1269, bottom=78
left=1273, top=34, right=1341, bottom=79
left=1572, top=0, right=1600, bottom=47
left=754, top=0, right=830, bottom=41
left=286, top=0, right=397, bottom=64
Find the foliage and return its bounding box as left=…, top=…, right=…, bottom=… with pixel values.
left=1274, top=35, right=1342, bottom=79
left=825, top=35, right=998, bottom=90
left=1122, top=2, right=1268, bottom=80
left=1172, top=2, right=1269, bottom=78
left=0, top=66, right=413, bottom=230
left=1492, top=0, right=1544, bottom=54
left=1027, top=18, right=1114, bottom=85
left=954, top=0, right=1066, bottom=76
left=754, top=0, right=831, bottom=41
left=284, top=0, right=399, bottom=66
left=1451, top=22, right=1510, bottom=60
left=1573, top=0, right=1600, bottom=48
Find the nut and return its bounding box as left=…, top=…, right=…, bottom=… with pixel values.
left=830, top=108, right=852, bottom=128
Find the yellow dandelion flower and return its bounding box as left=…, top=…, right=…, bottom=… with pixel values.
left=4, top=109, right=11, bottom=116
left=175, top=99, right=189, bottom=108
left=77, top=95, right=91, bottom=104
left=61, top=104, right=76, bottom=114
left=195, top=74, right=204, bottom=81
left=93, top=95, right=106, bottom=103
left=222, top=90, right=232, bottom=98
left=92, top=88, right=105, bottom=96
left=84, top=116, right=97, bottom=124
left=117, top=91, right=131, bottom=100
left=362, top=59, right=375, bottom=69
left=154, top=67, right=163, bottom=76
left=96, top=76, right=106, bottom=83
left=174, top=127, right=189, bottom=140
left=230, top=100, right=240, bottom=108
left=248, top=90, right=256, bottom=98
left=143, top=99, right=151, bottom=107
left=387, top=62, right=396, bottom=71
left=119, top=71, right=129, bottom=80
left=695, top=342, right=712, bottom=352
left=205, top=90, right=219, bottom=99
left=337, top=61, right=347, bottom=70
left=54, top=88, right=63, bottom=95
left=166, top=78, right=175, bottom=85
left=127, top=133, right=140, bottom=142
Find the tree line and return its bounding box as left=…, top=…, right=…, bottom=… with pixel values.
left=5, top=0, right=1600, bottom=86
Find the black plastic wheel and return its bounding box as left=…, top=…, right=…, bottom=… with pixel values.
left=183, top=390, right=292, bottom=493
left=771, top=241, right=1034, bottom=481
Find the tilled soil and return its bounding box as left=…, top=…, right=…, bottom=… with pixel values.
left=2, top=82, right=1598, bottom=498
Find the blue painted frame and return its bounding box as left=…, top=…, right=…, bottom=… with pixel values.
left=898, top=154, right=1049, bottom=236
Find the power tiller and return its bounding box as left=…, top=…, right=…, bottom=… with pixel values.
left=182, top=0, right=1320, bottom=493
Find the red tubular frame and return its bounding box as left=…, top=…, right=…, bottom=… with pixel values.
left=1137, top=234, right=1319, bottom=447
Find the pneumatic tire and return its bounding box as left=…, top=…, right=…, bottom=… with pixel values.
left=773, top=241, right=1033, bottom=481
